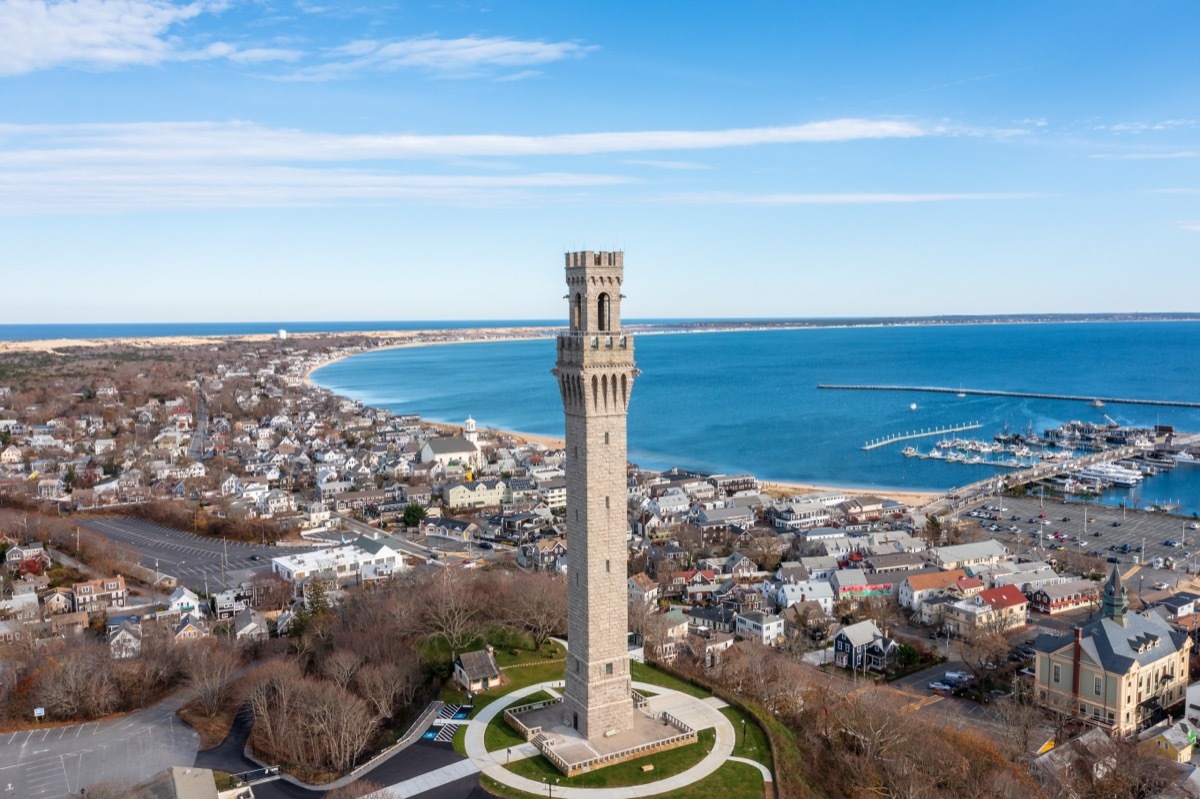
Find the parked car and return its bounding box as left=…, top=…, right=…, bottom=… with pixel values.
left=1107, top=556, right=1121, bottom=563
left=928, top=681, right=953, bottom=692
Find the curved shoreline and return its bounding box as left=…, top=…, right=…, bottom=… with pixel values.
left=306, top=337, right=945, bottom=507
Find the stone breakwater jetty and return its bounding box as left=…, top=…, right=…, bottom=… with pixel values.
left=819, top=384, right=1200, bottom=409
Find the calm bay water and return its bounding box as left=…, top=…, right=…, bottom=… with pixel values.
left=310, top=321, right=1200, bottom=512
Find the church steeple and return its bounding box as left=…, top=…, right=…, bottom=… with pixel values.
left=1102, top=563, right=1128, bottom=622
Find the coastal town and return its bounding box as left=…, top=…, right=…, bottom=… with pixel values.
left=1, top=328, right=1200, bottom=798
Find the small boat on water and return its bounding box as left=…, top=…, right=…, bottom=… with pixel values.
left=1090, top=399, right=1105, bottom=408
left=902, top=446, right=919, bottom=457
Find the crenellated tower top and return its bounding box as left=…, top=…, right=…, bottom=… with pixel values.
left=565, top=250, right=624, bottom=334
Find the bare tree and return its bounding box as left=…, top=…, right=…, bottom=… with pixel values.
left=509, top=572, right=566, bottom=652
left=419, top=570, right=479, bottom=661
left=992, top=696, right=1047, bottom=761
left=321, top=650, right=363, bottom=690
left=185, top=639, right=240, bottom=717
left=35, top=639, right=118, bottom=720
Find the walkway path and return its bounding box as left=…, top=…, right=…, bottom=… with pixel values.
left=455, top=680, right=740, bottom=798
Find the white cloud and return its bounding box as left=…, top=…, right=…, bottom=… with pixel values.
left=290, top=35, right=594, bottom=80
left=1179, top=222, right=1200, bottom=232
left=660, top=191, right=1041, bottom=205
left=625, top=159, right=711, bottom=170
left=0, top=0, right=204, bottom=75
left=0, top=118, right=929, bottom=168
left=1093, top=120, right=1197, bottom=134
left=0, top=165, right=633, bottom=212
left=0, top=0, right=302, bottom=74
left=0, top=118, right=946, bottom=212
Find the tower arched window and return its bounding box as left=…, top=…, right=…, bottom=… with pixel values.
left=597, top=292, right=611, bottom=332
left=572, top=293, right=583, bottom=331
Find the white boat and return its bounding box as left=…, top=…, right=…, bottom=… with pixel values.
left=1171, top=451, right=1197, bottom=464
left=1090, top=399, right=1105, bottom=408
left=902, top=446, right=918, bottom=457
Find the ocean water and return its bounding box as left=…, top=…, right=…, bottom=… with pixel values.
left=310, top=321, right=1200, bottom=512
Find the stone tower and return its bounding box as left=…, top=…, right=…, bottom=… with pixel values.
left=553, top=251, right=636, bottom=739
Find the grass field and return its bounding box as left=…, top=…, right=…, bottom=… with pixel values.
left=481, top=758, right=766, bottom=799
left=484, top=690, right=555, bottom=753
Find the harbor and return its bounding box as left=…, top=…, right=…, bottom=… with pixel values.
left=861, top=421, right=981, bottom=450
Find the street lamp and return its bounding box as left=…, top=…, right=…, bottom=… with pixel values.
left=741, top=718, right=747, bottom=747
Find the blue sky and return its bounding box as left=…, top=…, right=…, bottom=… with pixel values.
left=1, top=1, right=1197, bottom=323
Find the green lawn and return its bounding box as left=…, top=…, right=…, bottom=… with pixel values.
left=505, top=728, right=716, bottom=788
left=721, top=707, right=772, bottom=768
left=481, top=758, right=765, bottom=799
left=485, top=691, right=555, bottom=753
left=630, top=661, right=709, bottom=698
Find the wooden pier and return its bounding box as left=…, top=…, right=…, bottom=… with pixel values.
left=820, top=384, right=1200, bottom=409
left=862, top=421, right=982, bottom=451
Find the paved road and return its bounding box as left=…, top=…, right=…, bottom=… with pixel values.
left=0, top=694, right=198, bottom=798
left=187, top=395, right=209, bottom=461
left=197, top=707, right=489, bottom=799
left=80, top=517, right=314, bottom=592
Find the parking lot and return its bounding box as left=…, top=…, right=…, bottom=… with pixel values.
left=80, top=517, right=315, bottom=592
left=959, top=495, right=1200, bottom=593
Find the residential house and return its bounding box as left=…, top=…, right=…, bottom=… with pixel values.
left=736, top=610, right=785, bottom=646
left=444, top=479, right=507, bottom=510
left=108, top=621, right=142, bottom=659
left=167, top=586, right=206, bottom=618
left=173, top=614, right=207, bottom=642
left=628, top=573, right=659, bottom=606
left=42, top=587, right=75, bottom=615
left=832, top=619, right=898, bottom=672
left=455, top=647, right=503, bottom=693
left=5, top=542, right=50, bottom=573
left=518, top=537, right=567, bottom=572
left=73, top=576, right=127, bottom=614
left=1033, top=566, right=1191, bottom=735
left=234, top=608, right=269, bottom=643
left=776, top=581, right=836, bottom=615
left=1141, top=719, right=1198, bottom=764
left=942, top=584, right=1029, bottom=638
left=49, top=611, right=88, bottom=636
left=898, top=569, right=967, bottom=613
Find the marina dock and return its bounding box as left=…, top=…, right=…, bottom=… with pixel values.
left=862, top=421, right=982, bottom=450
left=819, top=384, right=1200, bottom=409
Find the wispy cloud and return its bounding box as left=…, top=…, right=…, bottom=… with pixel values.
left=625, top=159, right=711, bottom=170
left=0, top=0, right=299, bottom=75
left=1092, top=119, right=1197, bottom=134
left=660, top=192, right=1042, bottom=205
left=0, top=119, right=930, bottom=168
left=0, top=118, right=955, bottom=212
left=0, top=165, right=633, bottom=213
left=288, top=35, right=594, bottom=80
